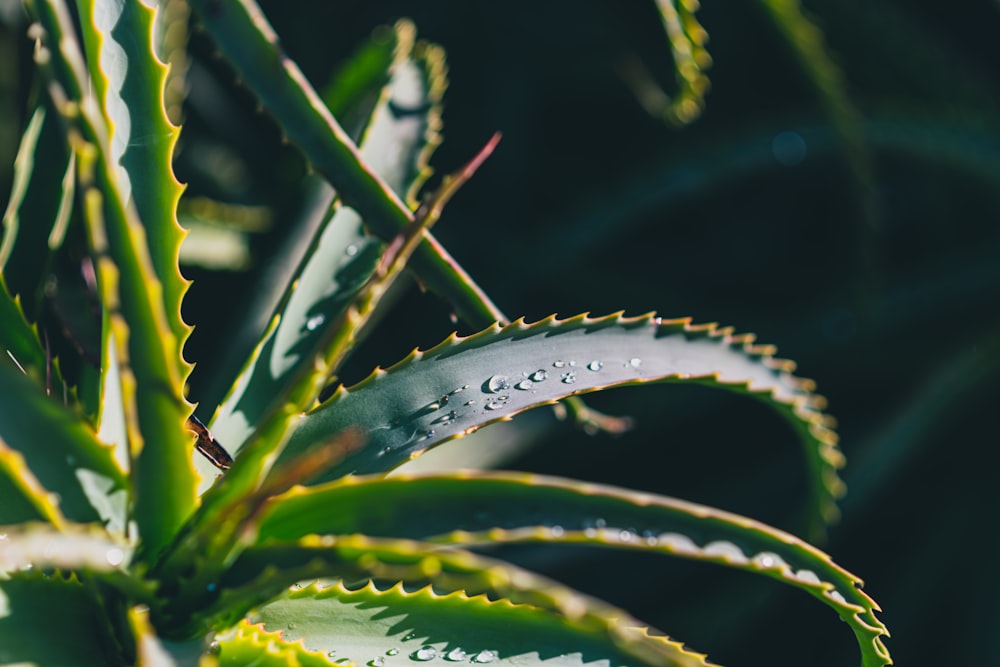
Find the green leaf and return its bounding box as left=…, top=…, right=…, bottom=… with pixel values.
left=0, top=571, right=115, bottom=667
left=279, top=313, right=843, bottom=531
left=26, top=0, right=197, bottom=555
left=256, top=472, right=890, bottom=667
left=0, top=278, right=60, bottom=392
left=171, top=536, right=713, bottom=667
left=208, top=23, right=443, bottom=461
left=621, top=0, right=711, bottom=125
left=186, top=0, right=507, bottom=329
left=218, top=621, right=359, bottom=667
left=0, top=101, right=75, bottom=318
left=0, top=357, right=126, bottom=529
left=77, top=0, right=193, bottom=368
left=246, top=580, right=709, bottom=667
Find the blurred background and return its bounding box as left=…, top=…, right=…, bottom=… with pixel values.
left=3, top=0, right=1000, bottom=665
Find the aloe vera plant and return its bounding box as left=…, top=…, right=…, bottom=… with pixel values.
left=0, top=0, right=893, bottom=665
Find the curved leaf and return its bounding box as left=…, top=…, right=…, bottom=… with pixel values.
left=77, top=0, right=192, bottom=366
left=0, top=357, right=126, bottom=529
left=0, top=102, right=75, bottom=317
left=168, top=535, right=713, bottom=667
left=208, top=23, right=444, bottom=459
left=247, top=580, right=709, bottom=667
left=0, top=522, right=129, bottom=574
left=27, top=0, right=198, bottom=555
left=186, top=0, right=506, bottom=328
left=257, top=472, right=889, bottom=667
left=280, top=313, right=843, bottom=529
left=0, top=571, right=114, bottom=667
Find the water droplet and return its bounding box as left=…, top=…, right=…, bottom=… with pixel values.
left=105, top=547, right=125, bottom=566
left=335, top=659, right=353, bottom=666
left=345, top=244, right=359, bottom=256
left=426, top=401, right=441, bottom=411
left=618, top=530, right=634, bottom=541
left=287, top=622, right=297, bottom=630
left=306, top=314, right=325, bottom=331
left=208, top=641, right=221, bottom=656
left=418, top=429, right=435, bottom=441
left=329, top=651, right=338, bottom=658
left=445, top=648, right=467, bottom=661
left=794, top=569, right=821, bottom=585
left=485, top=399, right=504, bottom=410
left=752, top=552, right=786, bottom=569
left=463, top=400, right=475, bottom=407
left=552, top=360, right=566, bottom=368
left=486, top=375, right=511, bottom=393
left=515, top=380, right=533, bottom=390
left=587, top=360, right=603, bottom=372
left=529, top=369, right=548, bottom=382
left=561, top=372, right=576, bottom=384
left=628, top=358, right=642, bottom=368
left=472, top=650, right=497, bottom=663
left=387, top=649, right=401, bottom=657
left=449, top=385, right=469, bottom=395
left=432, top=411, right=457, bottom=425
left=412, top=646, right=437, bottom=661
left=550, top=525, right=565, bottom=537
left=370, top=657, right=386, bottom=667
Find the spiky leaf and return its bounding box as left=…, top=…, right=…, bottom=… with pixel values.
left=279, top=313, right=843, bottom=530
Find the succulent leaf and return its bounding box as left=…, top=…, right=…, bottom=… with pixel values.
left=208, top=23, right=444, bottom=463
left=279, top=313, right=843, bottom=531
left=174, top=536, right=713, bottom=667
left=0, top=571, right=116, bottom=666
left=0, top=357, right=126, bottom=528
left=186, top=0, right=507, bottom=329
left=26, top=0, right=197, bottom=556
left=0, top=101, right=75, bottom=317
left=256, top=472, right=889, bottom=667
left=244, top=580, right=710, bottom=667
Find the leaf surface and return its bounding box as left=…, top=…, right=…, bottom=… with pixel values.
left=0, top=572, right=114, bottom=667
left=0, top=357, right=126, bottom=529
left=209, top=24, right=443, bottom=460
left=257, top=472, right=889, bottom=667
left=171, top=536, right=713, bottom=667
left=246, top=580, right=707, bottom=667
left=280, top=313, right=844, bottom=529
left=27, top=0, right=198, bottom=554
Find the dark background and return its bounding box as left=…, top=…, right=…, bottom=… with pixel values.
left=4, top=1, right=1000, bottom=665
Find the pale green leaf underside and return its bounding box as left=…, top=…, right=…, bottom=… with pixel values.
left=257, top=472, right=888, bottom=667
left=245, top=580, right=707, bottom=667
left=194, top=537, right=712, bottom=667
left=279, top=313, right=844, bottom=529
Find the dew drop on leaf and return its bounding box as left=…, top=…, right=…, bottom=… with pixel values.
left=529, top=369, right=548, bottom=382
left=370, top=657, right=386, bottom=667
left=561, top=371, right=576, bottom=384
left=105, top=547, right=125, bottom=566
left=387, top=649, right=401, bottom=656
left=472, top=650, right=497, bottom=663
left=412, top=646, right=437, bottom=661
left=552, top=360, right=566, bottom=368
left=587, top=360, right=603, bottom=371
left=486, top=375, right=511, bottom=393
left=445, top=648, right=467, bottom=661
left=629, top=358, right=642, bottom=368
left=306, top=315, right=325, bottom=331
left=515, top=380, right=533, bottom=390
